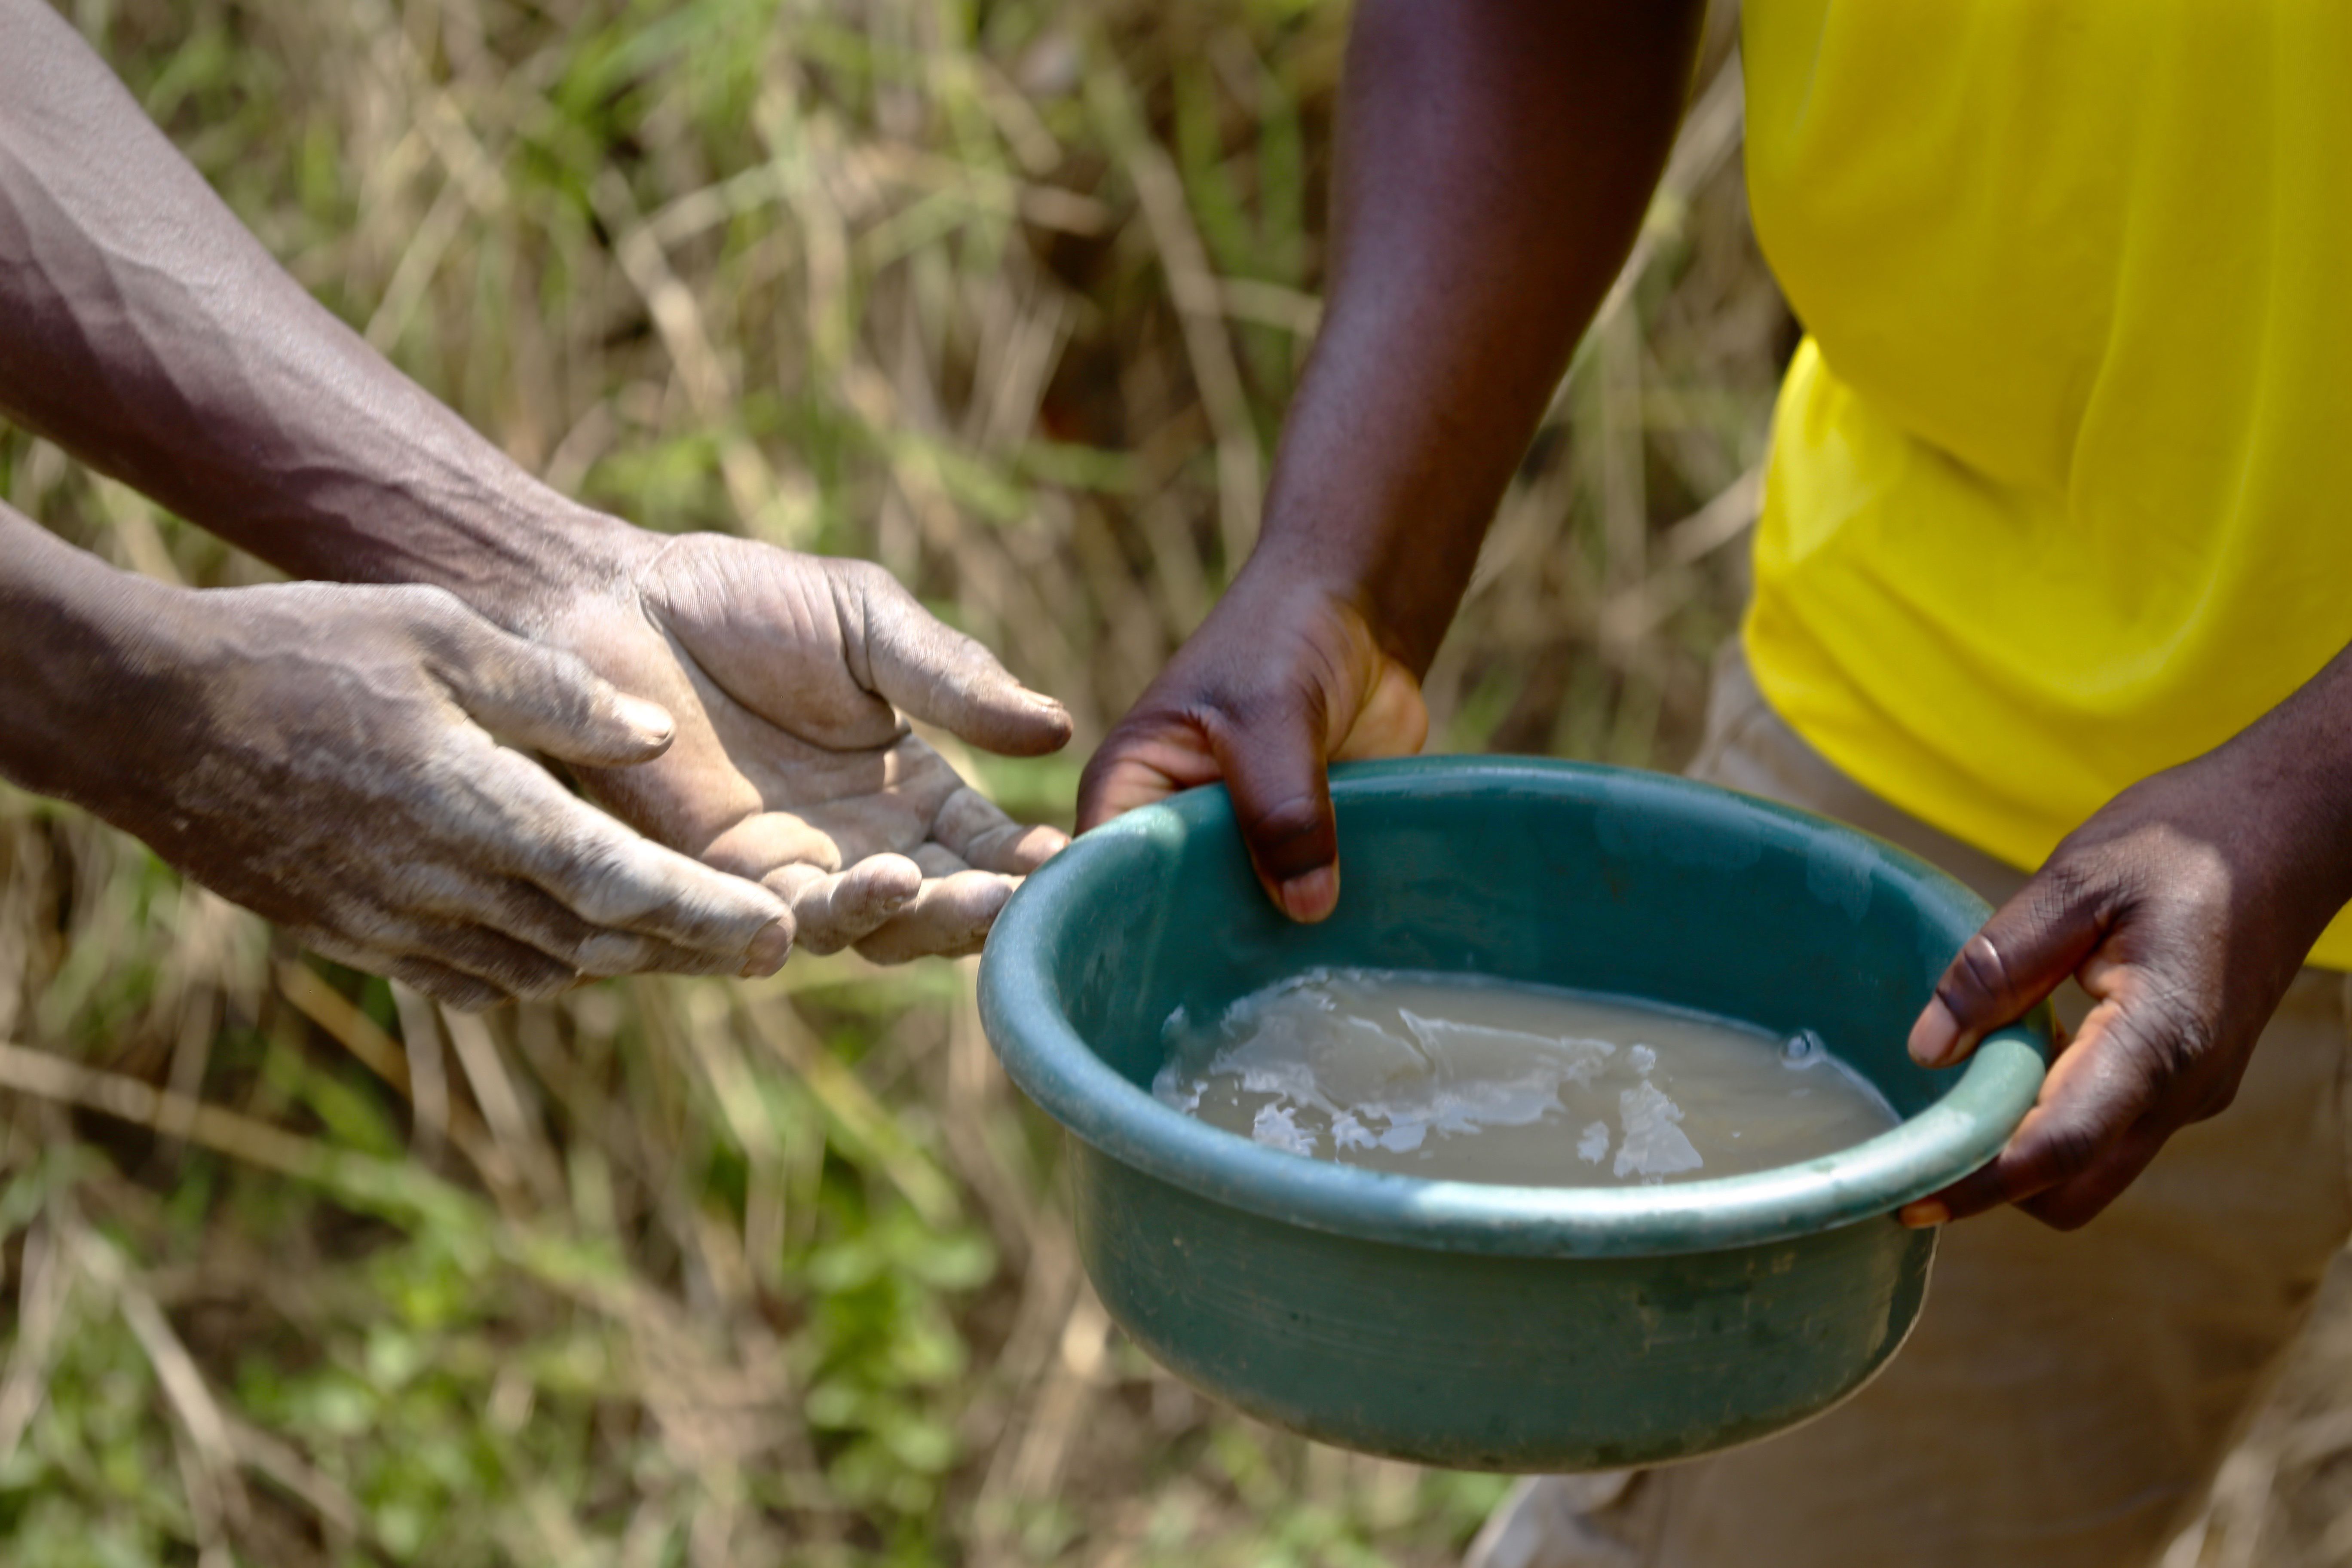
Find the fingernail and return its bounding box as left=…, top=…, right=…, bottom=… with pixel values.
left=1899, top=1199, right=1951, bottom=1229
left=744, top=919, right=793, bottom=975
left=1909, top=995, right=1962, bottom=1068
left=615, top=694, right=674, bottom=746
left=1025, top=692, right=1074, bottom=740
left=1277, top=864, right=1339, bottom=923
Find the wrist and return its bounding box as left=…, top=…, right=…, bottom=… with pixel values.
left=1245, top=412, right=1486, bottom=674
left=1229, top=530, right=1432, bottom=674
left=2212, top=662, right=2352, bottom=930
left=0, top=515, right=196, bottom=812
left=387, top=489, right=655, bottom=638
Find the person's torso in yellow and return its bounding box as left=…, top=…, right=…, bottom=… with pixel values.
left=1740, top=0, right=2352, bottom=968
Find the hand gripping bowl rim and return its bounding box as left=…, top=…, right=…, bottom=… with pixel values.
left=978, top=757, right=2049, bottom=1259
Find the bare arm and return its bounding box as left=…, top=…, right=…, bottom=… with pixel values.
left=1078, top=0, right=2352, bottom=1234
left=0, top=0, right=609, bottom=604
left=0, top=501, right=796, bottom=1004
left=0, top=0, right=1072, bottom=965
left=1078, top=0, right=1705, bottom=916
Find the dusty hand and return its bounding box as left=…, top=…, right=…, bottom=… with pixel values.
left=105, top=582, right=793, bottom=1008
left=1900, top=738, right=2346, bottom=1231
left=530, top=533, right=1072, bottom=962
left=1076, top=577, right=1427, bottom=922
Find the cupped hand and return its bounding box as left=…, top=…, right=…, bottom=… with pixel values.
left=1898, top=739, right=2346, bottom=1231
left=531, top=532, right=1073, bottom=962
left=115, top=582, right=794, bottom=1008
left=1075, top=577, right=1427, bottom=922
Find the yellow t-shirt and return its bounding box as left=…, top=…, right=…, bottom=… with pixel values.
left=1740, top=0, right=2352, bottom=970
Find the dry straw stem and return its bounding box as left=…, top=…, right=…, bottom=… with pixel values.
left=1085, top=51, right=1263, bottom=573
left=0, top=1040, right=344, bottom=1189
left=282, top=959, right=530, bottom=1196
left=0, top=1217, right=66, bottom=1464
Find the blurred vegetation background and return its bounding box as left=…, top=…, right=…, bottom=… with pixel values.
left=3, top=0, right=2340, bottom=1565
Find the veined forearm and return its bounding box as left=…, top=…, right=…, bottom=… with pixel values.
left=1253, top=0, right=1703, bottom=671
left=0, top=497, right=802, bottom=1006
left=0, top=0, right=609, bottom=615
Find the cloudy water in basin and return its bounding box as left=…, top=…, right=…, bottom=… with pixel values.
left=1152, top=969, right=1897, bottom=1187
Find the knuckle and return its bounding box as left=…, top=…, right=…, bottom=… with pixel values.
left=536, top=823, right=650, bottom=908
left=2034, top=851, right=2102, bottom=907
left=2019, top=858, right=2108, bottom=943
left=794, top=925, right=851, bottom=958
left=557, top=843, right=765, bottom=942
left=931, top=789, right=1000, bottom=843
left=851, top=922, right=931, bottom=965
left=403, top=585, right=478, bottom=646
left=834, top=556, right=897, bottom=598
left=784, top=887, right=841, bottom=952
left=558, top=856, right=655, bottom=926
left=826, top=557, right=897, bottom=634
left=527, top=645, right=600, bottom=701
left=1954, top=934, right=2013, bottom=1001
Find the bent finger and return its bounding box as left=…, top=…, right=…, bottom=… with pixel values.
left=359, top=916, right=584, bottom=1011
left=1211, top=700, right=1341, bottom=924
left=1903, top=1004, right=2159, bottom=1224
left=910, top=844, right=969, bottom=879
left=479, top=749, right=793, bottom=971
left=852, top=870, right=1017, bottom=964
left=400, top=918, right=581, bottom=1004
left=770, top=856, right=923, bottom=956
left=932, top=787, right=1068, bottom=874
left=435, top=616, right=677, bottom=768
left=470, top=875, right=744, bottom=980
left=1910, top=868, right=2110, bottom=1068
left=291, top=914, right=552, bottom=1011
left=851, top=567, right=1072, bottom=756
left=1075, top=723, right=1217, bottom=830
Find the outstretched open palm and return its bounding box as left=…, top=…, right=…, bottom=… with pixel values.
left=540, top=532, right=1071, bottom=962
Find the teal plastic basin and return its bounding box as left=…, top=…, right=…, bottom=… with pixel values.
left=978, top=758, right=2050, bottom=1472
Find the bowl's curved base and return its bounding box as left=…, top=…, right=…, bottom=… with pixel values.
left=1075, top=1147, right=1936, bottom=1473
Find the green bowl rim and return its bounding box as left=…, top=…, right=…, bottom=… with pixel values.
left=978, top=756, right=2049, bottom=1258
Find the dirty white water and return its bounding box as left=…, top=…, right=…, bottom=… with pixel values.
left=1153, top=968, right=1897, bottom=1186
